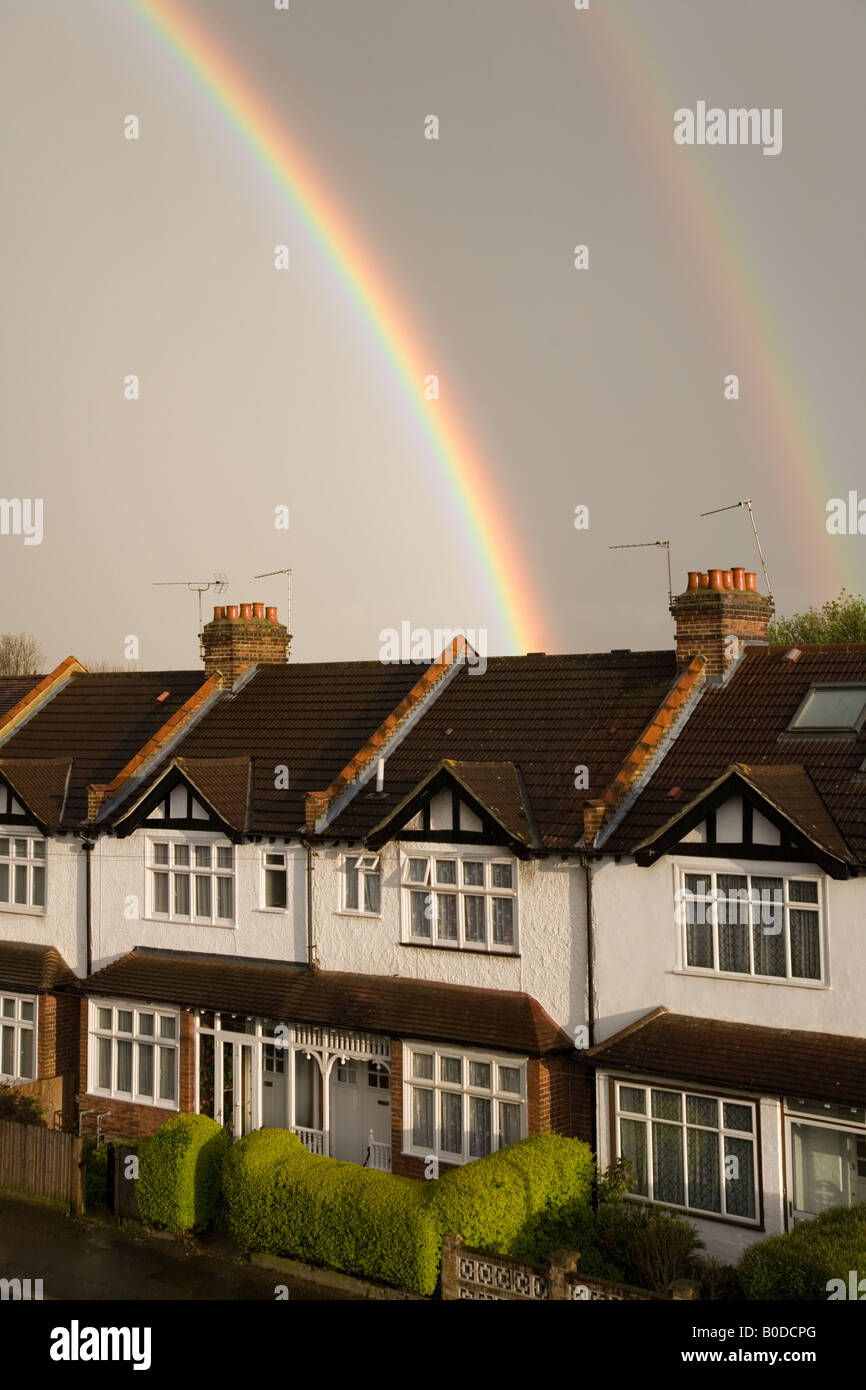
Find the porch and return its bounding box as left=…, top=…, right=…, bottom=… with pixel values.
left=195, top=1011, right=393, bottom=1171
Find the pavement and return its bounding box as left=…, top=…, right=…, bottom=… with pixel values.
left=0, top=1195, right=361, bottom=1300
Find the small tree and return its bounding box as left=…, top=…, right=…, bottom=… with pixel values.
left=768, top=589, right=866, bottom=645
left=0, top=632, right=44, bottom=675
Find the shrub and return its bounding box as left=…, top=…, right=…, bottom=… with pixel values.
left=222, top=1130, right=440, bottom=1294
left=137, top=1114, right=228, bottom=1233
left=737, top=1204, right=866, bottom=1300
left=429, top=1135, right=595, bottom=1259
left=0, top=1083, right=45, bottom=1127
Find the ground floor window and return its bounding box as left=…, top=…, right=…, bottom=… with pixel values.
left=786, top=1098, right=866, bottom=1220
left=404, top=1043, right=526, bottom=1163
left=615, top=1080, right=758, bottom=1222
left=89, top=1000, right=179, bottom=1106
left=0, top=992, right=35, bottom=1081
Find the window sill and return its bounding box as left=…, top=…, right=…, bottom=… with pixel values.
left=400, top=940, right=519, bottom=960
left=673, top=967, right=827, bottom=990
left=0, top=905, right=47, bottom=916
left=87, top=1093, right=179, bottom=1111
left=255, top=907, right=289, bottom=915
left=335, top=910, right=383, bottom=920
left=624, top=1195, right=762, bottom=1231
left=142, top=917, right=236, bottom=930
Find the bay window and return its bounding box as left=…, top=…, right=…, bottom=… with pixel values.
left=404, top=1044, right=526, bottom=1162
left=0, top=992, right=36, bottom=1081
left=90, top=1001, right=179, bottom=1106
left=615, top=1081, right=758, bottom=1222
left=402, top=854, right=517, bottom=953
left=148, top=839, right=234, bottom=925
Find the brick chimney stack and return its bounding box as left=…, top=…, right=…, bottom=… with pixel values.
left=200, top=603, right=290, bottom=688
left=670, top=568, right=772, bottom=679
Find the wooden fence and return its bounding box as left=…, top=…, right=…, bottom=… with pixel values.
left=0, top=1119, right=83, bottom=1212
left=441, top=1234, right=698, bottom=1301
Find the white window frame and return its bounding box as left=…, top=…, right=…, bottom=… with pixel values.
left=614, top=1078, right=760, bottom=1226
left=261, top=848, right=288, bottom=912
left=676, top=863, right=825, bottom=985
left=0, top=992, right=37, bottom=1082
left=0, top=831, right=46, bottom=914
left=783, top=1101, right=866, bottom=1225
left=403, top=1041, right=526, bottom=1164
left=89, top=999, right=180, bottom=1109
left=341, top=852, right=381, bottom=916
left=400, top=851, right=518, bottom=954
left=146, top=835, right=235, bottom=926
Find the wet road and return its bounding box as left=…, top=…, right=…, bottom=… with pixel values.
left=0, top=1196, right=360, bottom=1301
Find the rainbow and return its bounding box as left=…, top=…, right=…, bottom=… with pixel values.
left=123, top=0, right=546, bottom=654
left=591, top=5, right=853, bottom=592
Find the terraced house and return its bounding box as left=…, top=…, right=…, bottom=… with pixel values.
left=0, top=571, right=864, bottom=1262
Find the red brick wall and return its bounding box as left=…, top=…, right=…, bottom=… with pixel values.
left=76, top=1000, right=196, bottom=1142
left=670, top=589, right=771, bottom=675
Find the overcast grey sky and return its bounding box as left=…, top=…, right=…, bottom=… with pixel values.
left=2, top=0, right=863, bottom=670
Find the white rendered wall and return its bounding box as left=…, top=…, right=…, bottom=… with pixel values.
left=0, top=829, right=86, bottom=975
left=592, top=853, right=861, bottom=1041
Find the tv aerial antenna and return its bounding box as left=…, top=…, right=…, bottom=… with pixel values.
left=254, top=569, right=293, bottom=645
left=609, top=539, right=672, bottom=604
left=699, top=498, right=773, bottom=601
left=153, top=573, right=229, bottom=639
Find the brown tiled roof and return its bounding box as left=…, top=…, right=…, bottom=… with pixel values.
left=0, top=676, right=44, bottom=718
left=0, top=671, right=206, bottom=826
left=109, top=661, right=461, bottom=836
left=369, top=758, right=540, bottom=847
left=0, top=758, right=72, bottom=828
left=587, top=1008, right=866, bottom=1108
left=0, top=941, right=77, bottom=994
left=327, top=652, right=679, bottom=849
left=84, top=948, right=573, bottom=1055
left=606, top=645, right=866, bottom=863
left=175, top=757, right=251, bottom=830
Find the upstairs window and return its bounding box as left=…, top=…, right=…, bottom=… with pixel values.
left=148, top=839, right=234, bottom=925
left=402, top=854, right=517, bottom=953
left=343, top=854, right=381, bottom=915
left=263, top=851, right=288, bottom=909
left=0, top=835, right=45, bottom=911
left=788, top=685, right=866, bottom=734
left=679, top=870, right=822, bottom=982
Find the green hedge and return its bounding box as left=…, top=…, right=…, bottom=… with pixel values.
left=738, top=1204, right=866, bottom=1300
left=137, top=1114, right=228, bottom=1234
left=221, top=1130, right=595, bottom=1295
left=428, top=1135, right=595, bottom=1258
left=222, top=1129, right=441, bottom=1294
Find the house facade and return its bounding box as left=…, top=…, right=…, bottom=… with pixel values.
left=1, top=572, right=864, bottom=1260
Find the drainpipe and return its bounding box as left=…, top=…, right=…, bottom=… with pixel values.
left=580, top=853, right=598, bottom=1162
left=79, top=835, right=95, bottom=977
left=302, top=838, right=315, bottom=968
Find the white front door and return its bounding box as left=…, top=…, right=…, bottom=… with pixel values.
left=329, top=1060, right=361, bottom=1161
left=261, top=1042, right=289, bottom=1129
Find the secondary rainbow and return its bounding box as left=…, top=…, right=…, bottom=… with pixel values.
left=591, top=5, right=851, bottom=591
left=123, top=0, right=546, bottom=654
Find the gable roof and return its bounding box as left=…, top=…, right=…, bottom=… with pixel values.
left=605, top=644, right=866, bottom=864
left=367, top=758, right=541, bottom=848
left=632, top=762, right=853, bottom=871
left=83, top=947, right=574, bottom=1055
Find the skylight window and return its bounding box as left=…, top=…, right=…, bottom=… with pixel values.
left=788, top=685, right=866, bottom=734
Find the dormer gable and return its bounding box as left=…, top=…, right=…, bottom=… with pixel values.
left=113, top=758, right=250, bottom=840
left=366, top=760, right=540, bottom=850
left=633, top=763, right=853, bottom=878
